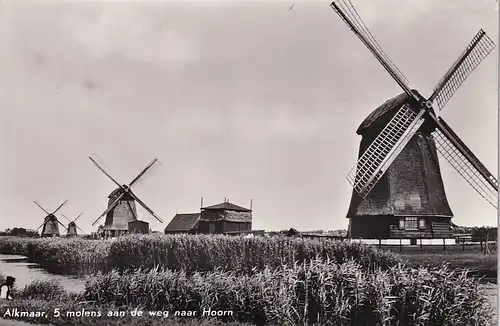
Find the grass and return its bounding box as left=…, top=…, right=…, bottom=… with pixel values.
left=399, top=249, right=497, bottom=279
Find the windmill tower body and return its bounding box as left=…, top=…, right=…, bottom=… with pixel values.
left=330, top=1, right=498, bottom=244
left=347, top=93, right=454, bottom=239
left=104, top=187, right=138, bottom=233
left=67, top=222, right=78, bottom=236
left=41, top=214, right=61, bottom=237
left=90, top=156, right=164, bottom=237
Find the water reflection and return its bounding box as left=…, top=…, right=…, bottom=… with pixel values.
left=0, top=254, right=86, bottom=293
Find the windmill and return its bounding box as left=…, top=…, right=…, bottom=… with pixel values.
left=89, top=156, right=164, bottom=237
left=62, top=213, right=84, bottom=237
left=330, top=1, right=498, bottom=240
left=34, top=200, right=68, bottom=237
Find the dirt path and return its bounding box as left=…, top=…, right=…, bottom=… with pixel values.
left=481, top=282, right=497, bottom=325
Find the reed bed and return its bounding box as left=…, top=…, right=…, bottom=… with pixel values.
left=0, top=236, right=111, bottom=265
left=0, top=234, right=401, bottom=273
left=81, top=259, right=492, bottom=325
left=108, top=234, right=401, bottom=272
left=1, top=259, right=490, bottom=326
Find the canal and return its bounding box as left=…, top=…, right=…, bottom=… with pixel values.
left=0, top=254, right=86, bottom=293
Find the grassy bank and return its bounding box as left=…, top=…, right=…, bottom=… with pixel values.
left=400, top=249, right=497, bottom=279
left=0, top=258, right=494, bottom=326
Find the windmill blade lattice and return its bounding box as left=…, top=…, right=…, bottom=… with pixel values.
left=128, top=159, right=163, bottom=191
left=34, top=201, right=50, bottom=215
left=432, top=120, right=498, bottom=208
left=92, top=192, right=125, bottom=226
left=128, top=191, right=164, bottom=223
left=89, top=156, right=122, bottom=189
left=57, top=219, right=68, bottom=231
left=347, top=105, right=426, bottom=198
left=62, top=214, right=72, bottom=223
left=429, top=30, right=495, bottom=111
left=330, top=1, right=414, bottom=98
left=52, top=200, right=68, bottom=214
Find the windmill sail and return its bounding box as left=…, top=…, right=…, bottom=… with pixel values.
left=347, top=105, right=426, bottom=198
left=432, top=118, right=498, bottom=208
left=429, top=30, right=495, bottom=111
left=332, top=0, right=497, bottom=205
left=330, top=1, right=415, bottom=100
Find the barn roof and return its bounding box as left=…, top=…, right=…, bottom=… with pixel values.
left=164, top=213, right=200, bottom=232
left=202, top=202, right=252, bottom=212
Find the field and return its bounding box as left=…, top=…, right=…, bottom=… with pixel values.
left=0, top=234, right=496, bottom=326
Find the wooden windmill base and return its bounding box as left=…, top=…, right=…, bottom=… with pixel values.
left=98, top=221, right=150, bottom=239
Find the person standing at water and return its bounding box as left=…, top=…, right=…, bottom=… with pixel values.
left=0, top=276, right=15, bottom=300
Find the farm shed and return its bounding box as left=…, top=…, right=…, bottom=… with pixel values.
left=198, top=201, right=252, bottom=234
left=347, top=92, right=453, bottom=240
left=128, top=220, right=149, bottom=234
left=164, top=213, right=200, bottom=234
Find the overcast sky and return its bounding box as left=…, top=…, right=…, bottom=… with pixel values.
left=0, top=0, right=497, bottom=234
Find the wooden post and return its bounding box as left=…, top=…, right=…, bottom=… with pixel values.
left=419, top=238, right=422, bottom=251
left=443, top=238, right=446, bottom=251
left=399, top=237, right=402, bottom=252
left=378, top=238, right=381, bottom=249
left=462, top=238, right=465, bottom=251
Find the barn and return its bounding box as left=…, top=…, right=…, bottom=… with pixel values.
left=198, top=201, right=252, bottom=234
left=164, top=200, right=252, bottom=235
left=164, top=213, right=200, bottom=234
left=128, top=220, right=149, bottom=234
left=347, top=92, right=454, bottom=242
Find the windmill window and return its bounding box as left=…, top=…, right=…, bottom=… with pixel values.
left=399, top=219, right=405, bottom=230
left=405, top=217, right=418, bottom=230
left=418, top=219, right=426, bottom=229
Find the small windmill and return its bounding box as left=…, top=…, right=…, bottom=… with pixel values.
left=34, top=200, right=68, bottom=237
left=330, top=1, right=498, bottom=239
left=62, top=213, right=84, bottom=237
left=89, top=156, right=164, bottom=237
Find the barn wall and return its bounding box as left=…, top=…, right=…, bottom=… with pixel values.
left=128, top=221, right=149, bottom=234
left=200, top=210, right=223, bottom=221
left=222, top=221, right=251, bottom=233
left=224, top=211, right=252, bottom=223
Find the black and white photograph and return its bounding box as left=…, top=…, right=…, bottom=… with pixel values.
left=0, top=0, right=497, bottom=325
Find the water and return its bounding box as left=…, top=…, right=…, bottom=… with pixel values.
left=0, top=254, right=86, bottom=293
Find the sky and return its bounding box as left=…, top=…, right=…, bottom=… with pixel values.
left=0, top=0, right=498, bottom=234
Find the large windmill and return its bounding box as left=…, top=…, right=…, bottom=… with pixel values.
left=62, top=213, right=84, bottom=237
left=34, top=200, right=68, bottom=237
left=90, top=156, right=164, bottom=237
left=330, top=1, right=498, bottom=241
